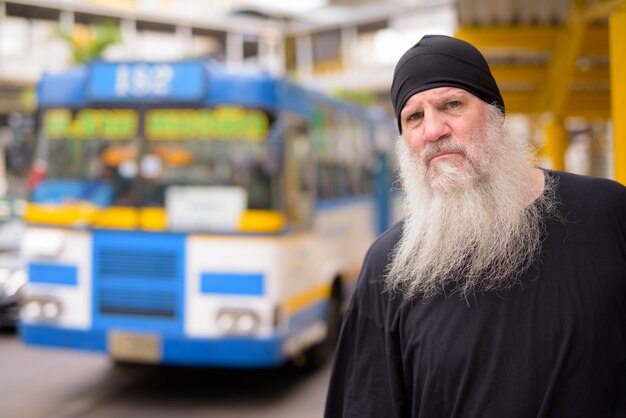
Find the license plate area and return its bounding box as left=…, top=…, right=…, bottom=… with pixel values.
left=108, top=331, right=162, bottom=363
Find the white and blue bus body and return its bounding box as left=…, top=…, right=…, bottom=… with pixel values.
left=19, top=60, right=395, bottom=367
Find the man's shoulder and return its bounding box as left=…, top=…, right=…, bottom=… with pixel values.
left=550, top=170, right=626, bottom=193
left=369, top=220, right=404, bottom=256
left=354, top=221, right=404, bottom=292
left=549, top=170, right=626, bottom=207
left=348, top=221, right=404, bottom=322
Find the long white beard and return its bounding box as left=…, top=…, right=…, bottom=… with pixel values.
left=386, top=105, right=558, bottom=300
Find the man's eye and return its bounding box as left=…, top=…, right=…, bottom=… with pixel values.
left=446, top=101, right=462, bottom=109
left=407, top=112, right=423, bottom=122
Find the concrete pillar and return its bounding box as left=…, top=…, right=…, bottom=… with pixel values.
left=59, top=9, right=74, bottom=34
left=295, top=33, right=313, bottom=80
left=226, top=31, right=243, bottom=67
left=121, top=19, right=137, bottom=59
left=340, top=26, right=357, bottom=72
left=176, top=25, right=192, bottom=59
left=259, top=27, right=285, bottom=75
left=260, top=26, right=284, bottom=76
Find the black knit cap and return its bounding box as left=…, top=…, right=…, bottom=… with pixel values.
left=390, top=34, right=505, bottom=133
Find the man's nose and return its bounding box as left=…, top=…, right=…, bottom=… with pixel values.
left=422, top=111, right=451, bottom=142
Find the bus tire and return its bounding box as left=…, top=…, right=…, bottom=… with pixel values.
left=298, top=279, right=343, bottom=370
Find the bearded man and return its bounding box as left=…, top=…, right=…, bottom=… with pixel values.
left=324, top=35, right=626, bottom=417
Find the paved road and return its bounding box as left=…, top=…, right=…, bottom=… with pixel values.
left=0, top=329, right=333, bottom=418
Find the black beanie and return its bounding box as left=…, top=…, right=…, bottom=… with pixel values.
left=390, top=34, right=505, bottom=133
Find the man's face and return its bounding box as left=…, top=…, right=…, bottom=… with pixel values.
left=399, top=87, right=488, bottom=181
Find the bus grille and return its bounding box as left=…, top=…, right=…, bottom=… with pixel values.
left=99, top=288, right=177, bottom=318
left=96, top=247, right=180, bottom=319
left=100, top=250, right=178, bottom=280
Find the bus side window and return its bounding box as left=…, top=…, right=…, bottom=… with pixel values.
left=316, top=161, right=333, bottom=199
left=284, top=123, right=314, bottom=228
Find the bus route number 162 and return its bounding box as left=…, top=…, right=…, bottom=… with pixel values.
left=114, top=63, right=174, bottom=98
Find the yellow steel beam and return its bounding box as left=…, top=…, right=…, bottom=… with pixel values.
left=490, top=65, right=608, bottom=87
left=541, top=118, right=568, bottom=171
left=580, top=26, right=609, bottom=56
left=457, top=25, right=608, bottom=56
left=565, top=91, right=611, bottom=119
left=572, top=66, right=610, bottom=84
left=584, top=0, right=626, bottom=22
left=503, top=91, right=610, bottom=119
left=455, top=26, right=559, bottom=52
left=457, top=2, right=623, bottom=173
left=456, top=24, right=610, bottom=117
left=537, top=0, right=587, bottom=118
left=490, top=65, right=545, bottom=86
left=610, top=4, right=626, bottom=184
left=499, top=91, right=536, bottom=114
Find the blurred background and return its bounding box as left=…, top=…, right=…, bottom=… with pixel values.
left=0, top=0, right=624, bottom=417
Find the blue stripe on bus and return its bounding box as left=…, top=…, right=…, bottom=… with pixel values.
left=163, top=336, right=284, bottom=367
left=200, top=272, right=265, bottom=296
left=28, top=262, right=78, bottom=286
left=20, top=323, right=286, bottom=367
left=20, top=323, right=107, bottom=351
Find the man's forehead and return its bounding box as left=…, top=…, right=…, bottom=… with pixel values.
left=403, top=87, right=472, bottom=108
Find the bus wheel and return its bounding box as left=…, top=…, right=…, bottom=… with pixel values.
left=298, top=280, right=343, bottom=370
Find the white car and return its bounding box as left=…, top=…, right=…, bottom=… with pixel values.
left=0, top=218, right=26, bottom=328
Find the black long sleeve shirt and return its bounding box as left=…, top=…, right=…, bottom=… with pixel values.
left=325, top=170, right=626, bottom=417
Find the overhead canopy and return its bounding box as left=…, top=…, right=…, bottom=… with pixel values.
left=455, top=0, right=623, bottom=120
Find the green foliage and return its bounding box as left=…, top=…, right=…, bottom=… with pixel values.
left=52, top=22, right=121, bottom=65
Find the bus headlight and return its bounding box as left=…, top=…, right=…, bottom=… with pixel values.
left=216, top=309, right=260, bottom=335
left=24, top=300, right=41, bottom=319
left=21, top=297, right=62, bottom=321
left=42, top=301, right=61, bottom=319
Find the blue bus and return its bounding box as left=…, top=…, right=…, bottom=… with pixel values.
left=19, top=59, right=396, bottom=367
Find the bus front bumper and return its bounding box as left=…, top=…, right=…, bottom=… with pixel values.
left=20, top=323, right=288, bottom=368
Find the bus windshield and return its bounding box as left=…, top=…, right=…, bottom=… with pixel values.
left=33, top=107, right=280, bottom=212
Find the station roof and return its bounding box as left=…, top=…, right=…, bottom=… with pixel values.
left=455, top=0, right=623, bottom=119
left=257, top=0, right=619, bottom=120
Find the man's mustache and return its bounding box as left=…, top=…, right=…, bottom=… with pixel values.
left=420, top=140, right=468, bottom=164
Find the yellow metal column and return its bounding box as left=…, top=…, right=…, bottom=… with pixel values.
left=540, top=118, right=568, bottom=171
left=610, top=5, right=626, bottom=184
